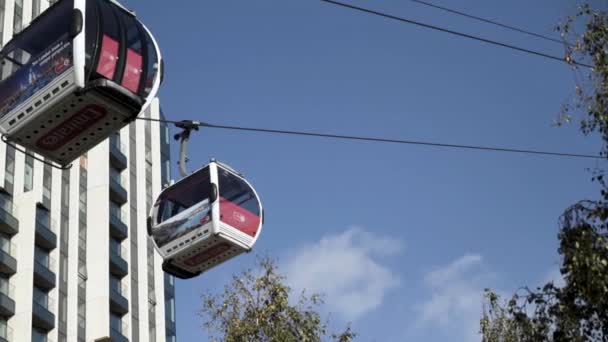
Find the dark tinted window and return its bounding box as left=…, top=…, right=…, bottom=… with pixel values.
left=84, top=0, right=99, bottom=79
left=117, top=11, right=143, bottom=93
left=96, top=0, right=119, bottom=40
left=157, top=167, right=211, bottom=223
left=138, top=22, right=158, bottom=97
left=218, top=167, right=259, bottom=216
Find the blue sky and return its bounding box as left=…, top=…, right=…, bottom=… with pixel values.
left=124, top=0, right=603, bottom=340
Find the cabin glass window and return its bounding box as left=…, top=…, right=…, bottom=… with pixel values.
left=156, top=167, right=211, bottom=223
left=218, top=168, right=259, bottom=216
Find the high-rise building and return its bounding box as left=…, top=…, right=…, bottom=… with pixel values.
left=0, top=1, right=177, bottom=341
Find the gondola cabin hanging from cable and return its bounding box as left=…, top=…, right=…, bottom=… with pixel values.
left=149, top=160, right=264, bottom=279
left=0, top=0, right=162, bottom=167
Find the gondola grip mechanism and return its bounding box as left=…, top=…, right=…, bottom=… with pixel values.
left=174, top=120, right=201, bottom=178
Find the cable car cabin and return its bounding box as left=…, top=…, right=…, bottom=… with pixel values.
left=149, top=161, right=264, bottom=279
left=0, top=0, right=162, bottom=166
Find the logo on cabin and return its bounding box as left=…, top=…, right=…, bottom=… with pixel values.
left=232, top=211, right=246, bottom=223
left=36, top=105, right=107, bottom=151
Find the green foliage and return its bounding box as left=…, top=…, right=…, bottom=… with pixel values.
left=558, top=4, right=608, bottom=150
left=481, top=4, right=608, bottom=342
left=199, top=257, right=356, bottom=342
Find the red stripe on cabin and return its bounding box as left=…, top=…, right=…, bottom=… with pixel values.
left=219, top=197, right=260, bottom=237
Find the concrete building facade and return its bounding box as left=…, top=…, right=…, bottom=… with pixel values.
left=0, top=1, right=177, bottom=341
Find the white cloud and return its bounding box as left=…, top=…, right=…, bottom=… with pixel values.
left=414, top=254, right=493, bottom=342
left=283, top=227, right=402, bottom=321
left=410, top=256, right=568, bottom=342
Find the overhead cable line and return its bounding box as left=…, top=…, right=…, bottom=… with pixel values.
left=0, top=135, right=72, bottom=170
left=136, top=117, right=602, bottom=161
left=319, top=0, right=592, bottom=68
left=409, top=0, right=565, bottom=45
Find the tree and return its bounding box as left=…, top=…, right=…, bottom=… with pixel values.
left=199, top=257, right=356, bottom=342
left=481, top=4, right=608, bottom=342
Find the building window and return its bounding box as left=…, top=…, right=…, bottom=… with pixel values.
left=0, top=319, right=9, bottom=340
left=110, top=167, right=124, bottom=187
left=110, top=133, right=121, bottom=151
left=110, top=238, right=124, bottom=258
left=13, top=0, right=22, bottom=35
left=0, top=191, right=13, bottom=216
left=62, top=179, right=69, bottom=207
left=61, top=254, right=68, bottom=282
left=0, top=275, right=10, bottom=297
left=0, top=234, right=12, bottom=255
left=32, top=0, right=41, bottom=19
left=110, top=276, right=118, bottom=292
left=110, top=201, right=122, bottom=221
left=60, top=295, right=67, bottom=323
left=32, top=327, right=47, bottom=342
left=24, top=153, right=34, bottom=192
left=78, top=260, right=86, bottom=277
left=36, top=207, right=51, bottom=229
left=42, top=166, right=52, bottom=202
left=34, top=246, right=50, bottom=269
left=78, top=276, right=86, bottom=291
left=33, top=286, right=49, bottom=309
left=4, top=146, right=15, bottom=191
left=165, top=297, right=175, bottom=322
left=0, top=0, right=5, bottom=46
left=79, top=186, right=87, bottom=214
left=110, top=313, right=123, bottom=333
left=78, top=302, right=85, bottom=328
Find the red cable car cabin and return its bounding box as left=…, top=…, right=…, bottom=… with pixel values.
left=149, top=160, right=264, bottom=279
left=0, top=0, right=162, bottom=166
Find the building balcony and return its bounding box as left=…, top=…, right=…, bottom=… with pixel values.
left=110, top=246, right=128, bottom=277
left=32, top=298, right=55, bottom=331
left=0, top=243, right=16, bottom=276
left=0, top=284, right=15, bottom=317
left=35, top=216, right=57, bottom=250
left=34, top=257, right=56, bottom=290
left=110, top=136, right=128, bottom=171
left=110, top=284, right=129, bottom=315
left=0, top=193, right=18, bottom=236
left=110, top=323, right=129, bottom=342
left=109, top=174, right=128, bottom=205
left=109, top=207, right=128, bottom=241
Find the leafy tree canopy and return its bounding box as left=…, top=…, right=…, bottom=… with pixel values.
left=200, top=257, right=356, bottom=342
left=482, top=4, right=608, bottom=342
